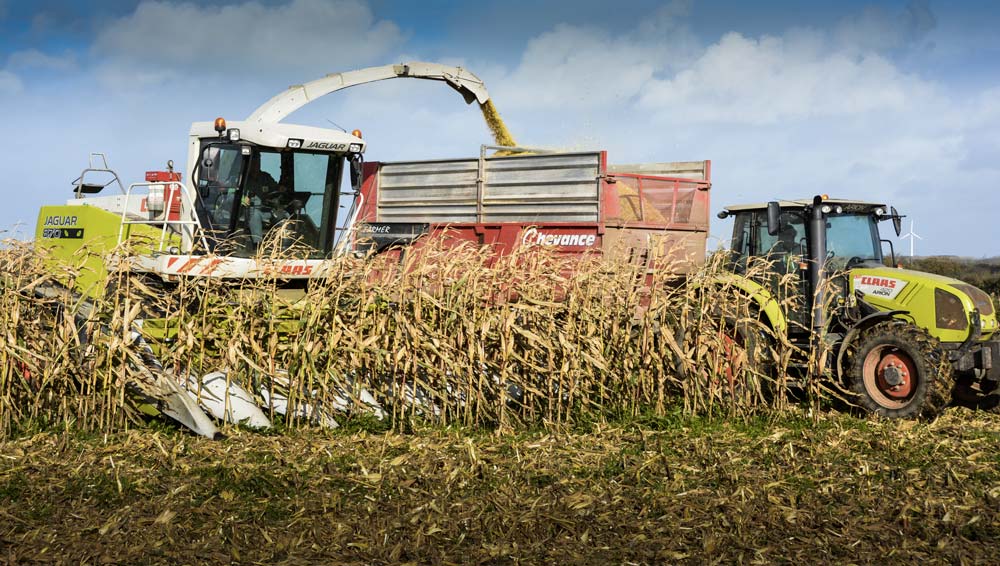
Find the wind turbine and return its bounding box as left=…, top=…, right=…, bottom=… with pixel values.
left=900, top=219, right=922, bottom=257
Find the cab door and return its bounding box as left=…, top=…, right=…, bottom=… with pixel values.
left=737, top=210, right=812, bottom=340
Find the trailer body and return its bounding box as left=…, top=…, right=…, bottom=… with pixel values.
left=354, top=150, right=711, bottom=273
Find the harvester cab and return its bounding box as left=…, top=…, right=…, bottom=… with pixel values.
left=186, top=117, right=365, bottom=257
left=720, top=195, right=1000, bottom=417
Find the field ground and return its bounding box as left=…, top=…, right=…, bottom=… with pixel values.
left=2, top=407, right=1000, bottom=565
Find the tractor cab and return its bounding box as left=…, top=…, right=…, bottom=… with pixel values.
left=720, top=197, right=900, bottom=340
left=187, top=119, right=366, bottom=258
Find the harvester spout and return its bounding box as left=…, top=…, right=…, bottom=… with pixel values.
left=246, top=61, right=490, bottom=125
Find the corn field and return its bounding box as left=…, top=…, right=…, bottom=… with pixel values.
left=0, top=235, right=838, bottom=439
left=6, top=236, right=1000, bottom=564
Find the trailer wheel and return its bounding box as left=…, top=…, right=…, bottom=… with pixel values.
left=847, top=323, right=950, bottom=418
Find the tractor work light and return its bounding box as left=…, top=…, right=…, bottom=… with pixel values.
left=348, top=143, right=362, bottom=153
left=227, top=128, right=240, bottom=141
left=875, top=208, right=886, bottom=216
left=287, top=139, right=303, bottom=149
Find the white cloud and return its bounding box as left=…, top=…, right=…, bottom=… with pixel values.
left=638, top=31, right=932, bottom=124
left=0, top=70, right=23, bottom=95
left=485, top=2, right=698, bottom=111
left=93, top=0, right=403, bottom=76
left=495, top=24, right=660, bottom=110
left=7, top=49, right=78, bottom=72
left=493, top=8, right=931, bottom=126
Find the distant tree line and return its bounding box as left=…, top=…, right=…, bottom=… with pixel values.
left=902, top=256, right=1000, bottom=299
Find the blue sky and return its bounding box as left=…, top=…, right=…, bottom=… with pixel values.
left=1, top=0, right=998, bottom=256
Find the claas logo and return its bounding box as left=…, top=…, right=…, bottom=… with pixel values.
left=279, top=264, right=314, bottom=276
left=859, top=276, right=896, bottom=288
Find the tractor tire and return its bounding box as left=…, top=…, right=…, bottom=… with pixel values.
left=847, top=322, right=951, bottom=418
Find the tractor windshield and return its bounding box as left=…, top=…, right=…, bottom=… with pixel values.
left=826, top=213, right=883, bottom=269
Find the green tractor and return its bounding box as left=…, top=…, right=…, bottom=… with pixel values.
left=718, top=195, right=999, bottom=417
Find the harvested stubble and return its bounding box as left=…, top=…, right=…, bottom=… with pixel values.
left=2, top=408, right=1000, bottom=564
left=1, top=235, right=834, bottom=440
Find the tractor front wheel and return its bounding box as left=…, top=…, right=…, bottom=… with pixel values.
left=847, top=323, right=949, bottom=418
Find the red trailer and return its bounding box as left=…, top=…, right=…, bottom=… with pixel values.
left=353, top=149, right=711, bottom=274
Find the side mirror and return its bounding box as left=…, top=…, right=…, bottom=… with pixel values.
left=890, top=206, right=901, bottom=237
left=350, top=154, right=363, bottom=191
left=199, top=146, right=223, bottom=184
left=766, top=201, right=781, bottom=236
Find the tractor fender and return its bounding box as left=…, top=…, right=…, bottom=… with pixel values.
left=699, top=274, right=788, bottom=334
left=835, top=309, right=909, bottom=380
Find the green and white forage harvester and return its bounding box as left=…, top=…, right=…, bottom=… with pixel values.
left=32, top=61, right=714, bottom=437
left=718, top=196, right=999, bottom=417
left=32, top=63, right=500, bottom=438
left=38, top=62, right=500, bottom=290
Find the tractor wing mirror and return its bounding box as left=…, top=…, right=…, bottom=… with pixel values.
left=766, top=201, right=781, bottom=236
left=890, top=206, right=902, bottom=237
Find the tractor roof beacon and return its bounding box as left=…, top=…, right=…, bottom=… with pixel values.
left=719, top=195, right=999, bottom=417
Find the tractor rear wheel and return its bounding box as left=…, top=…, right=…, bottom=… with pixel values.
left=847, top=322, right=950, bottom=418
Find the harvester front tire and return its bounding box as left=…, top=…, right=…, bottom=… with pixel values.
left=847, top=322, right=950, bottom=418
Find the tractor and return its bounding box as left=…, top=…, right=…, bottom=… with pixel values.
left=718, top=195, right=999, bottom=416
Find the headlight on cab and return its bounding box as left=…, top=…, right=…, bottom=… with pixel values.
left=953, top=284, right=995, bottom=317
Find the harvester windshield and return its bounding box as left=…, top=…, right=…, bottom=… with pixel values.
left=196, top=143, right=344, bottom=257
